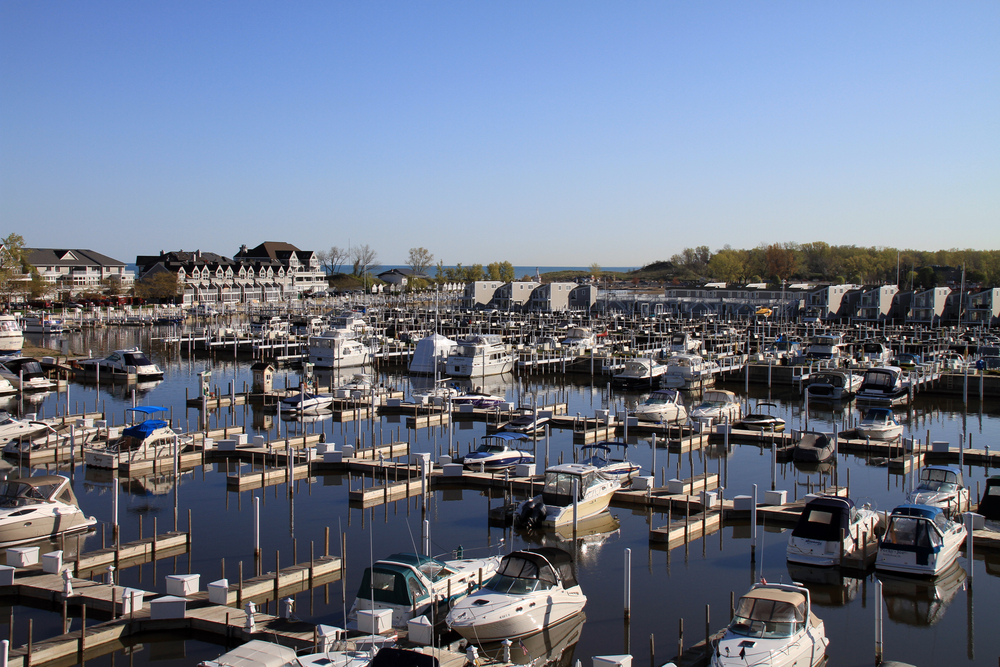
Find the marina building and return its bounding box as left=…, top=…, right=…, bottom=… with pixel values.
left=526, top=282, right=577, bottom=312
left=907, top=287, right=954, bottom=325
left=966, top=288, right=1000, bottom=327
left=854, top=285, right=901, bottom=322
left=491, top=281, right=541, bottom=311
left=26, top=248, right=134, bottom=295
left=462, top=281, right=504, bottom=309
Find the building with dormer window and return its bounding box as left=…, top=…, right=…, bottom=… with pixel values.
left=26, top=248, right=134, bottom=294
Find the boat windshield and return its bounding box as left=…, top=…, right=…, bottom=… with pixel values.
left=883, top=517, right=943, bottom=548
left=919, top=469, right=960, bottom=491
left=476, top=443, right=507, bottom=454
left=0, top=481, right=61, bottom=507
left=864, top=371, right=898, bottom=389
left=485, top=555, right=558, bottom=595
left=123, top=353, right=152, bottom=366
left=644, top=392, right=676, bottom=405
left=543, top=471, right=597, bottom=500
left=730, top=593, right=807, bottom=638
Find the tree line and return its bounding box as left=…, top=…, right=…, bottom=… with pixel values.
left=658, top=243, right=1000, bottom=288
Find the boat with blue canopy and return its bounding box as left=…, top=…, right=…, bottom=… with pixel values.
left=877, top=504, right=966, bottom=576
left=463, top=433, right=534, bottom=471
left=85, top=406, right=192, bottom=470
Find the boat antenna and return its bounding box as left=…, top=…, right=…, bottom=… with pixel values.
left=339, top=517, right=347, bottom=626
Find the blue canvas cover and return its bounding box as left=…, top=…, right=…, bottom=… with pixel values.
left=123, top=419, right=167, bottom=440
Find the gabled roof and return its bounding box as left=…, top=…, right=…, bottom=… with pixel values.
left=236, top=242, right=303, bottom=261
left=27, top=248, right=126, bottom=268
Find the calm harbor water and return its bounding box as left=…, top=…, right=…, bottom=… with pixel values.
left=9, top=325, right=1000, bottom=667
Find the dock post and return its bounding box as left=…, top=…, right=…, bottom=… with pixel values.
left=677, top=617, right=683, bottom=659
left=623, top=548, right=631, bottom=620
left=965, top=513, right=974, bottom=583
left=79, top=604, right=86, bottom=658
left=238, top=561, right=243, bottom=606
left=875, top=578, right=883, bottom=663
left=27, top=619, right=31, bottom=667
left=254, top=496, right=261, bottom=575
left=750, top=484, right=757, bottom=564
left=705, top=604, right=711, bottom=658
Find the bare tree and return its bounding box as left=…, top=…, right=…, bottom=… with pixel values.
left=317, top=246, right=349, bottom=275
left=351, top=244, right=380, bottom=278
left=406, top=247, right=434, bottom=276
left=0, top=233, right=29, bottom=305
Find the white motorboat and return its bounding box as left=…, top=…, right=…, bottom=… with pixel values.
left=410, top=382, right=461, bottom=406
left=0, top=412, right=54, bottom=446
left=447, top=547, right=586, bottom=642
left=804, top=333, right=845, bottom=364
left=786, top=496, right=882, bottom=567
left=0, top=475, right=97, bottom=547
left=463, top=433, right=534, bottom=471
left=633, top=389, right=687, bottom=423
left=667, top=332, right=703, bottom=355
left=0, top=358, right=56, bottom=392
left=348, top=551, right=502, bottom=629
left=74, top=347, right=164, bottom=380
left=504, top=407, right=551, bottom=434
left=561, top=327, right=597, bottom=351
left=514, top=463, right=619, bottom=528
left=711, top=582, right=829, bottom=667
left=309, top=330, right=372, bottom=369
left=200, top=640, right=418, bottom=667
left=906, top=465, right=971, bottom=516
left=659, top=353, right=718, bottom=390
left=689, top=390, right=743, bottom=424
left=407, top=333, right=457, bottom=375
left=279, top=392, right=334, bottom=414
left=738, top=402, right=786, bottom=432
left=611, top=358, right=666, bottom=389
left=578, top=443, right=640, bottom=486
left=0, top=316, right=23, bottom=355
left=446, top=335, right=513, bottom=378
left=804, top=370, right=863, bottom=401
left=21, top=313, right=63, bottom=334
left=860, top=340, right=893, bottom=366
left=856, top=407, right=903, bottom=441
left=792, top=432, right=835, bottom=463
left=85, top=406, right=192, bottom=469
left=856, top=366, right=911, bottom=406
left=877, top=504, right=966, bottom=576
left=451, top=388, right=508, bottom=408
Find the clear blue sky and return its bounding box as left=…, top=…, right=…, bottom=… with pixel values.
left=2, top=1, right=997, bottom=266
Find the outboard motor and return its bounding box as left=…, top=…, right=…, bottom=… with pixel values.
left=516, top=497, right=547, bottom=529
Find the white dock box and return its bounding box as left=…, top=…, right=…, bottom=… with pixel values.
left=208, top=579, right=230, bottom=605
left=316, top=625, right=344, bottom=652
left=150, top=595, right=186, bottom=619
left=341, top=445, right=355, bottom=458
left=121, top=588, right=145, bottom=614
left=667, top=479, right=686, bottom=495
left=407, top=615, right=434, bottom=645
left=764, top=490, right=787, bottom=506
left=632, top=476, right=654, bottom=491
left=7, top=547, right=39, bottom=568
left=932, top=440, right=950, bottom=453
left=443, top=463, right=464, bottom=478
left=593, top=655, right=632, bottom=667
left=218, top=439, right=238, bottom=451
left=438, top=455, right=452, bottom=467
left=235, top=433, right=249, bottom=445
left=515, top=462, right=536, bottom=477
left=41, top=550, right=63, bottom=574
left=701, top=490, right=719, bottom=508
left=165, top=573, right=200, bottom=596
left=357, top=608, right=393, bottom=635
left=0, top=565, right=14, bottom=586
left=324, top=450, right=344, bottom=464
left=253, top=435, right=266, bottom=447
left=733, top=495, right=754, bottom=511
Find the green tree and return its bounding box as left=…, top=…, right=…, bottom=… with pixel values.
left=707, top=248, right=745, bottom=283
left=499, top=261, right=515, bottom=282
left=434, top=260, right=446, bottom=284
left=463, top=264, right=484, bottom=282
left=134, top=272, right=181, bottom=301
left=486, top=262, right=503, bottom=281
left=589, top=263, right=601, bottom=279
left=0, top=233, right=29, bottom=304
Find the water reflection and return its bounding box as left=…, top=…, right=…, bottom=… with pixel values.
left=517, top=511, right=621, bottom=564
left=785, top=562, right=861, bottom=606
left=878, top=561, right=967, bottom=626
left=471, top=611, right=586, bottom=667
